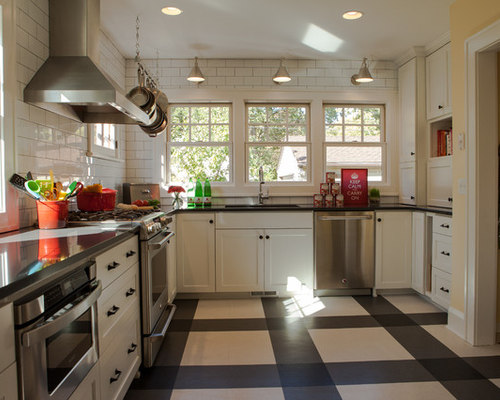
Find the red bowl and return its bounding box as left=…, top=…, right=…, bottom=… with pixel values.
left=77, top=189, right=117, bottom=211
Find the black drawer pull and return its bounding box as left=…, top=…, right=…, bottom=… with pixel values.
left=410, top=196, right=415, bottom=200
left=410, top=152, right=415, bottom=156
left=209, top=219, right=214, bottom=224
left=126, top=250, right=136, bottom=258
left=448, top=197, right=453, bottom=202
left=107, top=305, right=120, bottom=317
left=438, top=105, right=443, bottom=109
left=440, top=287, right=450, bottom=293
left=440, top=224, right=450, bottom=229
left=107, top=261, right=119, bottom=271
left=126, top=288, right=136, bottom=297
left=127, top=343, right=138, bottom=354
left=440, top=251, right=450, bottom=256
left=377, top=218, right=382, bottom=222
left=259, top=235, right=263, bottom=239
left=265, top=235, right=270, bottom=239
left=110, top=369, right=122, bottom=384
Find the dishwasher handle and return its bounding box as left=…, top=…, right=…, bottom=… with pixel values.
left=319, top=215, right=373, bottom=221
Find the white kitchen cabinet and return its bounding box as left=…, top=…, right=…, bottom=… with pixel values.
left=0, top=362, right=18, bottom=400
left=216, top=229, right=264, bottom=292
left=430, top=214, right=452, bottom=309
left=176, top=213, right=215, bottom=292
left=265, top=229, right=313, bottom=295
left=427, top=156, right=453, bottom=208
left=69, top=363, right=100, bottom=400
left=426, top=43, right=452, bottom=120
left=411, top=212, right=426, bottom=294
left=398, top=53, right=426, bottom=205
left=399, top=161, right=416, bottom=205
left=375, top=211, right=412, bottom=289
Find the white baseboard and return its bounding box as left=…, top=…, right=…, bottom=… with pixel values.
left=447, top=306, right=466, bottom=339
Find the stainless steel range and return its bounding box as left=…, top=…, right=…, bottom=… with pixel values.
left=68, top=207, right=176, bottom=367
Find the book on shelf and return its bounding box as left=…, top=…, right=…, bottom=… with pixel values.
left=436, top=129, right=453, bottom=157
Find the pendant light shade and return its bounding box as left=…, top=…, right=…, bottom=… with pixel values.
left=351, top=58, right=373, bottom=85
left=273, top=59, right=292, bottom=83
left=187, top=57, right=205, bottom=83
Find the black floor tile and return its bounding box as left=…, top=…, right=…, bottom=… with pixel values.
left=154, top=331, right=191, bottom=366
left=172, top=299, right=198, bottom=319
left=303, top=315, right=380, bottom=329
left=408, top=312, right=448, bottom=326
left=419, top=357, right=486, bottom=381
left=463, top=356, right=500, bottom=378
left=267, top=328, right=324, bottom=364
left=353, top=295, right=403, bottom=315
left=326, top=359, right=436, bottom=385
left=440, top=379, right=500, bottom=400
left=282, top=385, right=342, bottom=400
left=169, top=319, right=193, bottom=332
left=372, top=313, right=418, bottom=327
left=128, top=366, right=178, bottom=390
left=385, top=325, right=458, bottom=359
left=277, top=363, right=334, bottom=387
left=174, top=365, right=281, bottom=389
left=189, top=318, right=268, bottom=331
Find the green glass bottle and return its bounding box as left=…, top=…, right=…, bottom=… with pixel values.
left=187, top=178, right=195, bottom=208
left=194, top=179, right=203, bottom=207
left=203, top=179, right=211, bottom=207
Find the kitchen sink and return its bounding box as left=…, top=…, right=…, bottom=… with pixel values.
left=224, top=204, right=300, bottom=208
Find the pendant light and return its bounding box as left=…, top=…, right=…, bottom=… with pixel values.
left=187, top=57, right=205, bottom=83
left=351, top=57, right=374, bottom=85
left=272, top=58, right=292, bottom=84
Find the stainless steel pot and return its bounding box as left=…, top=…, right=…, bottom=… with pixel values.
left=127, top=68, right=156, bottom=117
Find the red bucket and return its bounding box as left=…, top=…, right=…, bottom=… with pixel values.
left=36, top=200, right=68, bottom=229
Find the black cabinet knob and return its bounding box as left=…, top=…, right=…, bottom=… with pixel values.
left=126, top=250, right=136, bottom=258
left=259, top=235, right=264, bottom=239
left=110, top=369, right=122, bottom=383
left=209, top=219, right=214, bottom=224
left=410, top=196, right=415, bottom=200
left=107, top=261, right=120, bottom=271
left=125, top=288, right=136, bottom=297
left=410, top=152, right=415, bottom=156
left=438, top=105, right=443, bottom=109
left=377, top=218, right=382, bottom=222
left=448, top=197, right=453, bottom=202
left=107, top=305, right=120, bottom=317
left=127, top=343, right=138, bottom=354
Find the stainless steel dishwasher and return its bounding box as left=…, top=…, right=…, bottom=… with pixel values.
left=314, top=211, right=374, bottom=289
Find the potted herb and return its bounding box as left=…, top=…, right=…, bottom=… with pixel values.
left=369, top=188, right=380, bottom=206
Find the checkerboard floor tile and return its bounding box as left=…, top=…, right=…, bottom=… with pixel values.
left=125, top=294, right=500, bottom=400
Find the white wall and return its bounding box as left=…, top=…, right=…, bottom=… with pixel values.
left=14, top=0, right=127, bottom=227
left=125, top=58, right=399, bottom=199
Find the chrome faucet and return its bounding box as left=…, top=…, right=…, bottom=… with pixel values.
left=258, top=166, right=269, bottom=205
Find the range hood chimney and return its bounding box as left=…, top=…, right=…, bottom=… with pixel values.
left=24, top=0, right=151, bottom=125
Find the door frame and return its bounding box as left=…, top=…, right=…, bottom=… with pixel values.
left=465, top=19, right=500, bottom=345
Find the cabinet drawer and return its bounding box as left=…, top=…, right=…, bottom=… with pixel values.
left=95, top=236, right=139, bottom=289
left=0, top=303, right=15, bottom=373
left=432, top=233, right=452, bottom=274
left=432, top=215, right=452, bottom=236
left=432, top=267, right=451, bottom=309
left=216, top=211, right=313, bottom=229
left=100, top=310, right=141, bottom=400
left=0, top=362, right=18, bottom=400
left=98, top=266, right=139, bottom=352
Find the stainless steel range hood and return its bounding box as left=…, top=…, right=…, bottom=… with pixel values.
left=24, top=0, right=151, bottom=125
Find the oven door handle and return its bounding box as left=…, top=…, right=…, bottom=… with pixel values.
left=148, top=231, right=175, bottom=251
left=22, top=281, right=102, bottom=347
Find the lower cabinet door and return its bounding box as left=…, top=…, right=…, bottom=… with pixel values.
left=411, top=212, right=426, bottom=294
left=432, top=267, right=451, bottom=309
left=0, top=363, right=18, bottom=400
left=265, top=229, right=314, bottom=296
left=216, top=229, right=264, bottom=292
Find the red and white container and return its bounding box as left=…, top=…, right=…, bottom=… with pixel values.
left=331, top=183, right=340, bottom=195
left=336, top=193, right=344, bottom=208
left=320, top=183, right=330, bottom=195
left=313, top=194, right=324, bottom=208
left=325, top=172, right=336, bottom=183
left=324, top=194, right=334, bottom=208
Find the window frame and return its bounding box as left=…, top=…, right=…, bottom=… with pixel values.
left=245, top=103, right=311, bottom=184
left=323, top=104, right=387, bottom=184
left=86, top=123, right=121, bottom=161
left=0, top=0, right=18, bottom=233
left=166, top=103, right=233, bottom=185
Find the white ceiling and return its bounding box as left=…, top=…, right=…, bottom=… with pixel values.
left=100, top=0, right=454, bottom=61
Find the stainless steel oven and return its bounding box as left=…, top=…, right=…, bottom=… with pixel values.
left=140, top=214, right=176, bottom=367
left=14, top=262, right=101, bottom=400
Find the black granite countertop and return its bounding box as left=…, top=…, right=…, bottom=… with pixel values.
left=0, top=223, right=139, bottom=306
left=168, top=203, right=452, bottom=216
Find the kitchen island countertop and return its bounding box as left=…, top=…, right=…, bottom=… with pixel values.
left=0, top=223, right=139, bottom=306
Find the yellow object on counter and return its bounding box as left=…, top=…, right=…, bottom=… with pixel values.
left=82, top=184, right=103, bottom=193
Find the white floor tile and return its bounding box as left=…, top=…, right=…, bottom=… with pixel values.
left=337, top=381, right=455, bottom=400
left=194, top=299, right=265, bottom=319
left=309, top=327, right=413, bottom=362
left=304, top=296, right=370, bottom=317
left=181, top=331, right=276, bottom=365
left=423, top=325, right=500, bottom=357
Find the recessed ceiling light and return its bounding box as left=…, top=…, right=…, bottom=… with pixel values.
left=161, top=6, right=183, bottom=16
left=342, top=10, right=363, bottom=20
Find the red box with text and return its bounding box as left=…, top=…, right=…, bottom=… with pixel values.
left=341, top=169, right=368, bottom=206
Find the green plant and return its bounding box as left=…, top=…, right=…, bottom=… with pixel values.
left=369, top=188, right=380, bottom=198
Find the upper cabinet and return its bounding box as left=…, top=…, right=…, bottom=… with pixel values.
left=426, top=43, right=452, bottom=120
